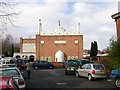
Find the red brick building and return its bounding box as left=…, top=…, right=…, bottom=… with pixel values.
left=16, top=21, right=83, bottom=62
left=112, top=12, right=120, bottom=40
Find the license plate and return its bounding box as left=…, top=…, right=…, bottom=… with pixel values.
left=70, top=67, right=74, bottom=70
left=97, top=72, right=104, bottom=74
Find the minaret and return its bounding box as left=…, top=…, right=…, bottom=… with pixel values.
left=39, top=19, right=42, bottom=34
left=58, top=20, right=61, bottom=27
left=77, top=22, right=80, bottom=32
left=118, top=1, right=120, bottom=12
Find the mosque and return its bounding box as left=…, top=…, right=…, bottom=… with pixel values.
left=14, top=20, right=83, bottom=62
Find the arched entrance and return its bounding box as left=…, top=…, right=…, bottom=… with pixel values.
left=55, top=50, right=64, bottom=62
left=29, top=55, right=34, bottom=62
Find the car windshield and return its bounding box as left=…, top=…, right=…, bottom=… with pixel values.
left=67, top=61, right=79, bottom=67
left=93, top=64, right=105, bottom=70
left=17, top=59, right=24, bottom=63
left=0, top=69, right=20, bottom=77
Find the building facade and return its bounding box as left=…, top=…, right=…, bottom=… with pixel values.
left=16, top=21, right=83, bottom=62
left=112, top=1, right=120, bottom=40
left=112, top=12, right=120, bottom=40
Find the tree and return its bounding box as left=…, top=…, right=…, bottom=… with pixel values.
left=0, top=2, right=19, bottom=56
left=90, top=42, right=94, bottom=57
left=10, top=44, right=14, bottom=57
left=90, top=41, right=98, bottom=61
left=0, top=2, right=18, bottom=26
left=108, top=38, right=120, bottom=69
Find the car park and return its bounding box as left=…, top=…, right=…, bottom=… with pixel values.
left=110, top=69, right=120, bottom=88
left=33, top=61, right=54, bottom=69
left=0, top=67, right=26, bottom=89
left=16, top=59, right=27, bottom=70
left=0, top=76, right=19, bottom=90
left=76, top=63, right=107, bottom=81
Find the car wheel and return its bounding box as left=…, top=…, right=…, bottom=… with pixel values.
left=65, top=71, right=68, bottom=75
left=88, top=74, right=93, bottom=81
left=50, top=66, right=53, bottom=69
left=75, top=72, right=79, bottom=77
left=115, top=78, right=120, bottom=88
left=35, top=67, right=38, bottom=69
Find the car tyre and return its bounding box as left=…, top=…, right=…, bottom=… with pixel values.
left=50, top=66, right=53, bottom=69
left=75, top=72, right=80, bottom=78
left=65, top=71, right=68, bottom=75
left=88, top=74, right=93, bottom=81
left=35, top=66, right=38, bottom=69
left=115, top=78, right=120, bottom=88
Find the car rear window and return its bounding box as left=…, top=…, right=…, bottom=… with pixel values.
left=0, top=69, right=20, bottom=77
left=67, top=61, right=79, bottom=67
left=93, top=64, right=105, bottom=70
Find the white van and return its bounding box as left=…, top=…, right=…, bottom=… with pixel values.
left=0, top=57, right=17, bottom=68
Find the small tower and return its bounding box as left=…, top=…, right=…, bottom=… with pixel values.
left=39, top=19, right=42, bottom=34
left=77, top=22, right=80, bottom=32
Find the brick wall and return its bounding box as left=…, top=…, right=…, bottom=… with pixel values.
left=116, top=18, right=120, bottom=40
left=36, top=35, right=83, bottom=61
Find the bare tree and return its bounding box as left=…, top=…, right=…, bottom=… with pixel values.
left=0, top=2, right=18, bottom=26
left=0, top=1, right=19, bottom=56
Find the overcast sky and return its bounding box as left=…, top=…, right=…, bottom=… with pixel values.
left=4, top=0, right=120, bottom=50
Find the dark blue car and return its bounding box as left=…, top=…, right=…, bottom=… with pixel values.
left=33, top=61, right=54, bottom=69
left=110, top=69, right=120, bottom=88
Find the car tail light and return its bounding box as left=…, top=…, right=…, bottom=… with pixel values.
left=92, top=70, right=95, bottom=74
left=18, top=79, right=25, bottom=85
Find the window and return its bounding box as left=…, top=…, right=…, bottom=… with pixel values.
left=82, top=65, right=86, bottom=69
left=71, top=56, right=74, bottom=60
left=75, top=56, right=78, bottom=59
left=67, top=56, right=71, bottom=60
left=86, top=65, right=91, bottom=69
left=93, top=64, right=105, bottom=70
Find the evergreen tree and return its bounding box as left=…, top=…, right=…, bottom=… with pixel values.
left=90, top=41, right=98, bottom=61
left=108, top=38, right=120, bottom=69
left=90, top=42, right=94, bottom=57
left=10, top=44, right=14, bottom=57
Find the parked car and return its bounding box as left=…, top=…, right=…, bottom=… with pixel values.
left=0, top=67, right=26, bottom=89
left=0, top=76, right=19, bottom=90
left=0, top=57, right=17, bottom=68
left=16, top=59, right=27, bottom=70
left=33, top=61, right=54, bottom=69
left=78, top=59, right=90, bottom=68
left=76, top=63, right=107, bottom=81
left=110, top=69, right=120, bottom=88
left=65, top=60, right=80, bottom=75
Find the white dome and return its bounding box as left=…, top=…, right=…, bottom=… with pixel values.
left=55, top=50, right=64, bottom=62
left=54, top=26, right=65, bottom=33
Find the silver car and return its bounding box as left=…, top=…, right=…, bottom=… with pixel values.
left=0, top=67, right=26, bottom=89
left=76, top=63, right=107, bottom=81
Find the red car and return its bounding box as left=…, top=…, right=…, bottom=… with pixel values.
left=0, top=76, right=19, bottom=90
left=16, top=59, right=27, bottom=70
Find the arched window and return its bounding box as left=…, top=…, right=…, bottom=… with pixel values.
left=67, top=56, right=71, bottom=60
left=75, top=56, right=78, bottom=59
left=16, top=55, right=20, bottom=59
left=48, top=57, right=52, bottom=62
left=29, top=55, right=34, bottom=62
left=71, top=56, right=74, bottom=60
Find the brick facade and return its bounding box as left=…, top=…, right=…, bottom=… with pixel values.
left=20, top=34, right=83, bottom=62
left=36, top=34, right=83, bottom=61
left=112, top=12, right=120, bottom=41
